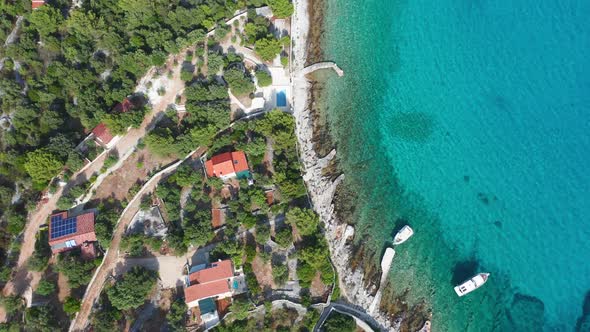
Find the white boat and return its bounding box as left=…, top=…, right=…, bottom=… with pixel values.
left=454, top=273, right=490, bottom=297
left=393, top=225, right=414, bottom=245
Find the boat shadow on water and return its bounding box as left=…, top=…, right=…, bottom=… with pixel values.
left=391, top=218, right=410, bottom=236
left=450, top=258, right=480, bottom=286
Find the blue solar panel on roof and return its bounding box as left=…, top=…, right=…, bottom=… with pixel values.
left=50, top=216, right=77, bottom=239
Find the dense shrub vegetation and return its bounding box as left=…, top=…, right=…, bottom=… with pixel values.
left=106, top=266, right=157, bottom=311
left=0, top=0, right=268, bottom=276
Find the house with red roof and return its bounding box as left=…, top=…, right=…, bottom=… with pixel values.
left=48, top=211, right=97, bottom=256
left=113, top=98, right=133, bottom=113
left=211, top=208, right=227, bottom=229
left=205, top=151, right=250, bottom=181
left=31, top=0, right=45, bottom=9
left=184, top=260, right=234, bottom=308
left=183, top=259, right=247, bottom=328
left=91, top=123, right=115, bottom=148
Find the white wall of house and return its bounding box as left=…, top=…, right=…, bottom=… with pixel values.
left=185, top=291, right=233, bottom=309
left=219, top=172, right=237, bottom=181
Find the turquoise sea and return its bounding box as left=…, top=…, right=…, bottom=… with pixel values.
left=321, top=0, right=590, bottom=331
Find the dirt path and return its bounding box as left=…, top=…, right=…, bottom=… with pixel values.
left=69, top=147, right=205, bottom=332
left=93, top=149, right=176, bottom=201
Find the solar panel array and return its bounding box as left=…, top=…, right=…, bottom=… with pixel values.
left=50, top=215, right=77, bottom=239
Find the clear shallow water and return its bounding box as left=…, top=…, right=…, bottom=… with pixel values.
left=322, top=0, right=590, bottom=330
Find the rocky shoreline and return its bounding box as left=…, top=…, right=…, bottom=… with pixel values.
left=291, top=0, right=399, bottom=330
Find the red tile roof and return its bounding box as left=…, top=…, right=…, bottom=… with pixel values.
left=52, top=211, right=68, bottom=220
left=48, top=211, right=97, bottom=254
left=31, top=0, right=45, bottom=9
left=184, top=279, right=230, bottom=304
left=113, top=98, right=133, bottom=113
left=91, top=123, right=114, bottom=145
left=211, top=208, right=226, bottom=229
left=184, top=260, right=234, bottom=304
left=216, top=298, right=232, bottom=317
left=80, top=242, right=97, bottom=260
left=265, top=190, right=275, bottom=206
left=232, top=151, right=249, bottom=173
left=189, top=260, right=233, bottom=285
left=205, top=151, right=249, bottom=178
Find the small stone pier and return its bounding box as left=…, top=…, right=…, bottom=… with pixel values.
left=300, top=61, right=344, bottom=77
left=368, top=247, right=395, bottom=314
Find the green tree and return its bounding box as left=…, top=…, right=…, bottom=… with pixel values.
left=249, top=188, right=267, bottom=210
left=322, top=312, right=356, bottom=332
left=90, top=300, right=122, bottom=332
left=95, top=207, right=119, bottom=249
left=244, top=263, right=260, bottom=296
left=0, top=296, right=22, bottom=315
left=28, top=252, right=50, bottom=272
left=24, top=306, right=57, bottom=332
left=237, top=137, right=266, bottom=161
left=266, top=0, right=294, bottom=18
left=107, top=266, right=157, bottom=311
left=35, top=280, right=56, bottom=296
left=214, top=22, right=230, bottom=40
left=170, top=164, right=202, bottom=187
left=229, top=298, right=253, bottom=320
left=286, top=207, right=319, bottom=236
left=207, top=51, right=225, bottom=76
left=103, top=107, right=146, bottom=135
left=256, top=109, right=293, bottom=136
left=28, top=6, right=63, bottom=38
left=272, top=262, right=289, bottom=286
left=183, top=219, right=214, bottom=248
left=180, top=67, right=194, bottom=82
left=302, top=308, right=321, bottom=330
left=57, top=256, right=95, bottom=288
left=120, top=234, right=146, bottom=257
left=145, top=128, right=178, bottom=157
left=224, top=68, right=254, bottom=96
left=255, top=70, right=272, bottom=87
left=243, top=17, right=269, bottom=44
left=56, top=194, right=75, bottom=210
left=63, top=297, right=81, bottom=315
left=0, top=185, right=13, bottom=206
left=66, top=151, right=85, bottom=172
left=24, top=149, right=63, bottom=185
left=28, top=230, right=51, bottom=272
left=6, top=210, right=26, bottom=235
left=166, top=298, right=187, bottom=331
left=0, top=267, right=11, bottom=283
left=274, top=226, right=292, bottom=248
left=46, top=134, right=74, bottom=160
left=188, top=125, right=219, bottom=147
left=255, top=37, right=282, bottom=62
left=255, top=223, right=270, bottom=245
left=103, top=153, right=119, bottom=169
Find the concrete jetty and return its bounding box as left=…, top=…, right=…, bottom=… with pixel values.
left=368, top=247, right=395, bottom=314
left=301, top=61, right=344, bottom=77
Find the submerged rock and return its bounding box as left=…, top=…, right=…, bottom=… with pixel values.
left=575, top=291, right=590, bottom=332
left=503, top=293, right=545, bottom=331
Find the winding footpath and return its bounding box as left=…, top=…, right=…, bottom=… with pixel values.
left=69, top=147, right=204, bottom=332
left=314, top=302, right=381, bottom=332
